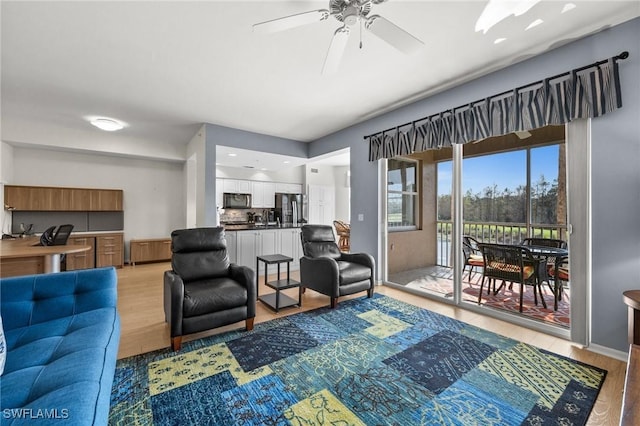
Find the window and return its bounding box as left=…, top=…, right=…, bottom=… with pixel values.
left=388, top=158, right=419, bottom=231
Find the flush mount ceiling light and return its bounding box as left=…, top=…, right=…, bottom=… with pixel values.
left=89, top=118, right=124, bottom=132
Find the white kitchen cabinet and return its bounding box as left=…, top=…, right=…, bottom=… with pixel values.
left=223, top=179, right=238, bottom=193
left=223, top=179, right=251, bottom=194
left=224, top=230, right=237, bottom=264
left=251, top=181, right=277, bottom=208
left=236, top=231, right=258, bottom=271
left=308, top=184, right=335, bottom=226
left=238, top=180, right=251, bottom=193
left=251, top=182, right=264, bottom=207
left=236, top=229, right=280, bottom=273
left=275, top=183, right=303, bottom=194
left=216, top=178, right=224, bottom=208
left=279, top=228, right=302, bottom=269
left=263, top=182, right=276, bottom=208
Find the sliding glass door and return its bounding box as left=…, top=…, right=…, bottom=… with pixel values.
left=385, top=125, right=572, bottom=332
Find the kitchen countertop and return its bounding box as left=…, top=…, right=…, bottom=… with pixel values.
left=222, top=223, right=303, bottom=231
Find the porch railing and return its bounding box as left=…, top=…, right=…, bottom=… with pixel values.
left=436, top=221, right=568, bottom=267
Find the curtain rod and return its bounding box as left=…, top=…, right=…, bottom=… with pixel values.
left=363, top=51, right=630, bottom=140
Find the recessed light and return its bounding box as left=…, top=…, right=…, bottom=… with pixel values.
left=89, top=118, right=124, bottom=131
left=283, top=161, right=290, bottom=164
left=228, top=153, right=237, bottom=157
left=525, top=19, right=544, bottom=30
left=561, top=3, right=576, bottom=14
left=494, top=37, right=507, bottom=44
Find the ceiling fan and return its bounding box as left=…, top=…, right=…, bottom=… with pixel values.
left=253, top=0, right=424, bottom=75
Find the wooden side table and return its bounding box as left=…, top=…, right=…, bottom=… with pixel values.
left=623, top=290, right=640, bottom=345
left=256, top=254, right=301, bottom=312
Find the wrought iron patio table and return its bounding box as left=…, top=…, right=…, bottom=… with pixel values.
left=518, top=245, right=568, bottom=311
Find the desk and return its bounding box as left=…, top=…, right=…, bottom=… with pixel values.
left=0, top=237, right=91, bottom=277
left=521, top=245, right=568, bottom=311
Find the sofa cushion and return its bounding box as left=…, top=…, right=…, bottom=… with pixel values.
left=183, top=278, right=248, bottom=318
left=337, top=261, right=372, bottom=285
left=1, top=308, right=120, bottom=415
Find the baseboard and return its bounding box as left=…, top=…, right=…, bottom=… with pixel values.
left=587, top=343, right=628, bottom=362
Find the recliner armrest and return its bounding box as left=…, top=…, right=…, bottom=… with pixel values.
left=229, top=263, right=257, bottom=317
left=340, top=252, right=375, bottom=272
left=164, top=271, right=185, bottom=337
left=300, top=256, right=340, bottom=296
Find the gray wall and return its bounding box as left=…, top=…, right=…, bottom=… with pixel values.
left=311, top=18, right=640, bottom=352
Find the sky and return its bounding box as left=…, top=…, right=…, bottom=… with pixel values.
left=438, top=145, right=560, bottom=196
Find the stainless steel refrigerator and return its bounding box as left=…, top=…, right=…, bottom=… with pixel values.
left=274, top=193, right=305, bottom=225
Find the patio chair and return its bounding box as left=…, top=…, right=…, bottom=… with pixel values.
left=478, top=243, right=547, bottom=313
left=463, top=235, right=483, bottom=282
left=549, top=256, right=570, bottom=311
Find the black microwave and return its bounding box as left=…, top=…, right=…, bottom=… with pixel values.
left=223, top=193, right=252, bottom=209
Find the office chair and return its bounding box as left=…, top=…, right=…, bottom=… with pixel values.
left=39, top=226, right=57, bottom=246
left=51, top=224, right=74, bottom=246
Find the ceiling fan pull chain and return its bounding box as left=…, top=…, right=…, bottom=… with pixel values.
left=359, top=17, right=363, bottom=49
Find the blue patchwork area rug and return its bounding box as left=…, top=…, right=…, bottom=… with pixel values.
left=109, top=294, right=606, bottom=425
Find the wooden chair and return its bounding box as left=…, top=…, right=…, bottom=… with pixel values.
left=478, top=243, right=547, bottom=313
left=333, top=220, right=350, bottom=252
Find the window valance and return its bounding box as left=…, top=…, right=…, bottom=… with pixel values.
left=366, top=52, right=628, bottom=162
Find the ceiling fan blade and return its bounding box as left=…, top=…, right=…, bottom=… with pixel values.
left=322, top=26, right=350, bottom=75
left=365, top=15, right=424, bottom=54
left=253, top=9, right=330, bottom=34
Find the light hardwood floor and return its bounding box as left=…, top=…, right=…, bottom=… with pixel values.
left=116, top=262, right=626, bottom=425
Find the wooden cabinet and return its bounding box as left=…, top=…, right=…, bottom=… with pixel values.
left=5, top=186, right=53, bottom=211
left=222, top=179, right=251, bottom=194
left=96, top=234, right=124, bottom=268
left=4, top=185, right=123, bottom=211
left=65, top=236, right=96, bottom=270
left=90, top=189, right=123, bottom=211
left=130, top=238, right=172, bottom=265
left=65, top=233, right=122, bottom=270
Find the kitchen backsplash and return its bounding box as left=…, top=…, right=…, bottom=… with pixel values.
left=220, top=208, right=273, bottom=223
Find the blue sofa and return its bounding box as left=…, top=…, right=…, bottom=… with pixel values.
left=0, top=267, right=120, bottom=425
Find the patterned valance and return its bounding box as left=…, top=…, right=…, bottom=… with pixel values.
left=366, top=52, right=627, bottom=161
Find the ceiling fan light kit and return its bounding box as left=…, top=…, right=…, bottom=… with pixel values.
left=253, top=0, right=424, bottom=74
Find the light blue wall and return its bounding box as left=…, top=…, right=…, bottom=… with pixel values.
left=311, top=18, right=640, bottom=352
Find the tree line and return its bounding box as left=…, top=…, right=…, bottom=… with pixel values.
left=438, top=174, right=562, bottom=224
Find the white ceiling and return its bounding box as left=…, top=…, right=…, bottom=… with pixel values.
left=216, top=145, right=350, bottom=170
left=2, top=1, right=639, bottom=165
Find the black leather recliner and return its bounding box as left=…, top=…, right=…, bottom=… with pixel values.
left=164, top=227, right=256, bottom=351
left=300, top=224, right=375, bottom=308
